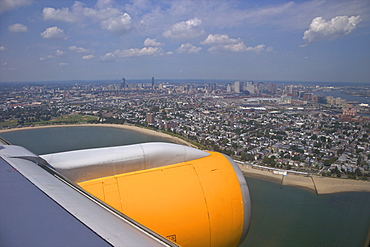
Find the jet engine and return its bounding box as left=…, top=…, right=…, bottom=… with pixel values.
left=42, top=142, right=251, bottom=247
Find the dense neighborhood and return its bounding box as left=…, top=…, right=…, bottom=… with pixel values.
left=1, top=80, right=369, bottom=180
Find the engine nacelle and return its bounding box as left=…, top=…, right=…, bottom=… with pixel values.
left=42, top=143, right=251, bottom=247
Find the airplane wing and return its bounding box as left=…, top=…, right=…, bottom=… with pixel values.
left=0, top=143, right=178, bottom=247
left=1, top=141, right=251, bottom=247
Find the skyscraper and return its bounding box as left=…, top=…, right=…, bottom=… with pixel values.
left=246, top=81, right=254, bottom=94
left=234, top=81, right=242, bottom=93
left=121, top=77, right=126, bottom=90
left=226, top=84, right=232, bottom=93
left=151, top=77, right=154, bottom=89
left=269, top=82, right=277, bottom=95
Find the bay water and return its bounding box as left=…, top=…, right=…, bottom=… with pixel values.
left=1, top=126, right=369, bottom=247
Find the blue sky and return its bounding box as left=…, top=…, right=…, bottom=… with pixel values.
left=0, top=0, right=369, bottom=83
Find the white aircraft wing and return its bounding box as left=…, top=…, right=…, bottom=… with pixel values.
left=0, top=143, right=178, bottom=247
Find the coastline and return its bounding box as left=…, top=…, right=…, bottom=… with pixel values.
left=1, top=124, right=369, bottom=194
left=239, top=164, right=370, bottom=194
left=0, top=123, right=195, bottom=147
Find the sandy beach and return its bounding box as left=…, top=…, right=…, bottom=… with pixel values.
left=0, top=123, right=195, bottom=147
left=1, top=124, right=369, bottom=194
left=239, top=164, right=370, bottom=194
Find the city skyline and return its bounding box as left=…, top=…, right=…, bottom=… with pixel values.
left=1, top=0, right=370, bottom=83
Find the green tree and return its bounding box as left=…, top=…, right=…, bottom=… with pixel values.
left=355, top=168, right=362, bottom=177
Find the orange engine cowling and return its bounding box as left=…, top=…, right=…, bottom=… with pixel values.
left=42, top=143, right=251, bottom=247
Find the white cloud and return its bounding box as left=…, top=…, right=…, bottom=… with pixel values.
left=39, top=57, right=46, bottom=61
left=8, top=23, right=27, bottom=32
left=246, top=44, right=265, bottom=52
left=55, top=50, right=65, bottom=56
left=42, top=2, right=86, bottom=23
left=82, top=54, right=95, bottom=60
left=124, top=0, right=152, bottom=15
left=100, top=52, right=116, bottom=62
left=1, top=62, right=17, bottom=70
left=201, top=34, right=239, bottom=45
left=303, top=15, right=361, bottom=43
left=266, top=46, right=274, bottom=52
left=100, top=13, right=131, bottom=34
left=0, top=0, right=32, bottom=14
left=41, top=26, right=67, bottom=40
left=0, top=46, right=5, bottom=51
left=113, top=47, right=161, bottom=57
left=144, top=38, right=162, bottom=47
left=163, top=18, right=204, bottom=39
left=209, top=42, right=247, bottom=52
left=69, top=46, right=89, bottom=53
left=202, top=33, right=268, bottom=53
left=96, top=0, right=114, bottom=9
left=209, top=42, right=268, bottom=53
left=42, top=2, right=132, bottom=35
left=59, top=62, right=69, bottom=66
left=177, top=43, right=202, bottom=54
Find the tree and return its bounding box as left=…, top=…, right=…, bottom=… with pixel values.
left=355, top=168, right=362, bottom=177
left=262, top=156, right=276, bottom=167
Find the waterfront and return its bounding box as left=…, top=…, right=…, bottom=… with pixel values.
left=1, top=126, right=369, bottom=247
left=314, top=90, right=370, bottom=104
left=0, top=125, right=173, bottom=155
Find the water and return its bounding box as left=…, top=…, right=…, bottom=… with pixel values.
left=314, top=90, right=370, bottom=104
left=243, top=177, right=370, bottom=247
left=1, top=126, right=370, bottom=247
left=0, top=126, right=172, bottom=155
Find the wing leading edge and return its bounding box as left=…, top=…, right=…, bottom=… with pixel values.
left=0, top=144, right=178, bottom=247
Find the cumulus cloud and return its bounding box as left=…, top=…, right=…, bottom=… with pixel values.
left=201, top=34, right=239, bottom=45
left=8, top=23, right=28, bottom=32
left=177, top=43, right=202, bottom=54
left=42, top=1, right=132, bottom=35
left=144, top=38, right=162, bottom=47
left=82, top=55, right=95, bottom=60
left=100, top=13, right=131, bottom=34
left=113, top=47, right=161, bottom=57
left=203, top=33, right=269, bottom=53
left=42, top=2, right=83, bottom=23
left=0, top=0, right=32, bottom=14
left=163, top=18, right=204, bottom=39
left=100, top=52, right=116, bottom=62
left=55, top=50, right=65, bottom=56
left=69, top=45, right=90, bottom=53
left=42, top=7, right=74, bottom=22
left=96, top=0, right=114, bottom=9
left=209, top=42, right=248, bottom=52
left=41, top=26, right=67, bottom=40
left=303, top=15, right=361, bottom=43
left=59, top=62, right=69, bottom=66
left=0, top=46, right=5, bottom=51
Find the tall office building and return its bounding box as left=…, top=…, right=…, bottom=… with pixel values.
left=151, top=77, right=154, bottom=89
left=285, top=85, right=294, bottom=95
left=246, top=81, right=254, bottom=94
left=121, top=77, right=126, bottom=90
left=269, top=82, right=277, bottom=95
left=226, top=84, right=232, bottom=93
left=234, top=81, right=242, bottom=93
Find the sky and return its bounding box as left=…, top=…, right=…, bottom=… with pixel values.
left=0, top=0, right=369, bottom=83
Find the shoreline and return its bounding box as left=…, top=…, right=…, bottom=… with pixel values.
left=0, top=123, right=195, bottom=147
left=239, top=164, right=370, bottom=194
left=1, top=124, right=369, bottom=194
